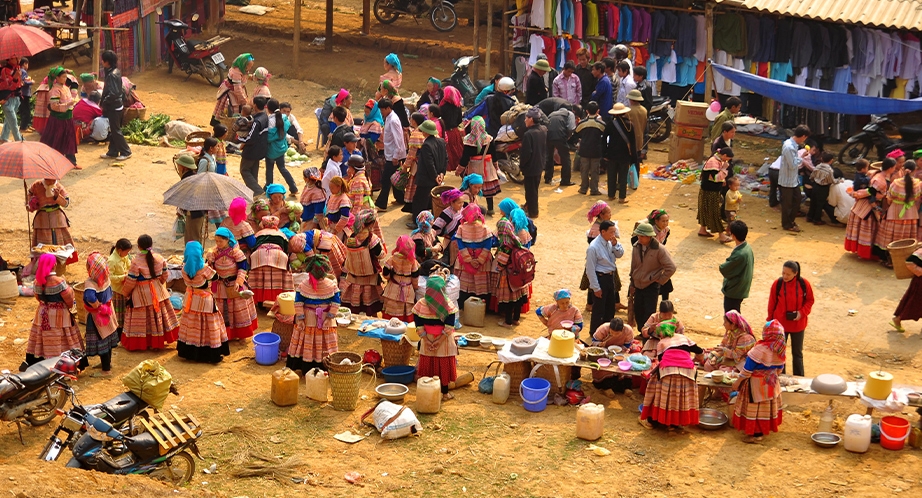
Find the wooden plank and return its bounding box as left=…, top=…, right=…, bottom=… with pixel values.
left=704, top=2, right=714, bottom=101
left=485, top=0, right=493, bottom=77
left=186, top=413, right=202, bottom=429
left=362, top=0, right=370, bottom=35
left=158, top=413, right=187, bottom=443
left=170, top=410, right=197, bottom=439
left=325, top=0, right=333, bottom=53
left=148, top=415, right=177, bottom=448
left=140, top=418, right=169, bottom=449
left=472, top=0, right=480, bottom=80
left=499, top=0, right=508, bottom=74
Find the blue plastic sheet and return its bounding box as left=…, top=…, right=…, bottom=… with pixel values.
left=711, top=64, right=922, bottom=115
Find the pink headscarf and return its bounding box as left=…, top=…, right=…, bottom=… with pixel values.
left=440, top=188, right=464, bottom=205
left=35, top=253, right=57, bottom=286
left=335, top=89, right=350, bottom=106
left=587, top=200, right=609, bottom=222
left=462, top=203, right=484, bottom=224
left=887, top=149, right=905, bottom=159
left=441, top=86, right=462, bottom=108
left=229, top=197, right=248, bottom=225
left=395, top=234, right=415, bottom=261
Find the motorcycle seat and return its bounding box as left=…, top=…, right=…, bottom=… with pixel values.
left=651, top=95, right=669, bottom=106
left=14, top=357, right=58, bottom=388
left=125, top=431, right=161, bottom=460
left=899, top=124, right=922, bottom=141
left=101, top=392, right=144, bottom=426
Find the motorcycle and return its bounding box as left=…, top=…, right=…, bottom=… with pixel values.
left=157, top=9, right=228, bottom=87
left=373, top=0, right=458, bottom=32
left=838, top=115, right=922, bottom=165
left=0, top=350, right=83, bottom=440
left=64, top=410, right=203, bottom=485
left=443, top=55, right=489, bottom=108
left=494, top=140, right=524, bottom=184
left=645, top=95, right=673, bottom=143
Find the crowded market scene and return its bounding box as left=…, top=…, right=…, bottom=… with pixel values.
left=0, top=0, right=920, bottom=495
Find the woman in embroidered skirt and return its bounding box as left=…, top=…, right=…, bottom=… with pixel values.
left=891, top=247, right=922, bottom=333
left=40, top=67, right=78, bottom=166
left=213, top=53, right=253, bottom=123
left=701, top=310, right=756, bottom=372
left=208, top=227, right=258, bottom=340
left=221, top=197, right=257, bottom=255
left=846, top=158, right=894, bottom=260
left=697, top=148, right=733, bottom=243
left=457, top=116, right=501, bottom=213
left=325, top=177, right=352, bottom=240
left=731, top=320, right=786, bottom=443
left=120, top=235, right=179, bottom=351
left=381, top=235, right=420, bottom=321
left=249, top=216, right=293, bottom=305
left=287, top=255, right=341, bottom=372
left=492, top=199, right=530, bottom=328
left=639, top=325, right=703, bottom=431
left=411, top=211, right=441, bottom=261
left=414, top=274, right=459, bottom=401
left=536, top=289, right=584, bottom=339
left=177, top=242, right=230, bottom=363
left=341, top=210, right=386, bottom=315
left=440, top=86, right=464, bottom=172
left=300, top=167, right=327, bottom=232
left=876, top=161, right=922, bottom=268
left=434, top=188, right=465, bottom=266
left=27, top=178, right=78, bottom=264
left=81, top=252, right=120, bottom=374
left=640, top=300, right=686, bottom=358
left=454, top=204, right=494, bottom=308
left=107, top=238, right=132, bottom=335
left=24, top=253, right=84, bottom=368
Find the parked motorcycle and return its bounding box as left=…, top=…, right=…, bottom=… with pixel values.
left=373, top=0, right=458, bottom=32
left=838, top=115, right=922, bottom=165
left=157, top=9, right=228, bottom=87
left=494, top=140, right=524, bottom=184
left=1, top=350, right=83, bottom=439
left=443, top=55, right=489, bottom=108
left=645, top=95, right=673, bottom=143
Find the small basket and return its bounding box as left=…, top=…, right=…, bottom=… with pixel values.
left=123, top=106, right=147, bottom=122
left=185, top=130, right=212, bottom=148
left=431, top=185, right=453, bottom=219
left=73, top=282, right=87, bottom=324
left=380, top=337, right=413, bottom=367
left=888, top=239, right=920, bottom=280
left=532, top=363, right=572, bottom=394
left=217, top=115, right=237, bottom=129
left=503, top=360, right=532, bottom=394
left=323, top=351, right=363, bottom=374
left=271, top=319, right=294, bottom=355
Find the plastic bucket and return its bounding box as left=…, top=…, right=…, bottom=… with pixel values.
left=519, top=377, right=551, bottom=413
left=253, top=332, right=281, bottom=365
left=880, top=416, right=911, bottom=450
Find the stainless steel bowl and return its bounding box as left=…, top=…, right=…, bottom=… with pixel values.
left=375, top=383, right=409, bottom=403
left=698, top=408, right=729, bottom=430
left=811, top=432, right=842, bottom=448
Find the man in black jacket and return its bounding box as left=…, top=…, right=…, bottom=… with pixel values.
left=575, top=48, right=595, bottom=107
left=407, top=119, right=447, bottom=226
left=484, top=77, right=516, bottom=137
left=604, top=103, right=637, bottom=204
left=239, top=96, right=270, bottom=196
left=519, top=107, right=547, bottom=218
left=99, top=51, right=131, bottom=160
left=576, top=101, right=606, bottom=196
left=545, top=106, right=576, bottom=186
left=525, top=59, right=550, bottom=106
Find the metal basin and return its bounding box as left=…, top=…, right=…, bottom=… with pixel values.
left=375, top=383, right=409, bottom=403
left=811, top=432, right=842, bottom=448
left=698, top=408, right=729, bottom=430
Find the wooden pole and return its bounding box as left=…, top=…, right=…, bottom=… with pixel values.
left=293, top=0, right=301, bottom=67
left=137, top=3, right=146, bottom=68
left=485, top=0, right=493, bottom=78
left=499, top=0, right=507, bottom=74
left=325, top=0, right=333, bottom=53
left=362, top=0, right=370, bottom=36
left=92, top=0, right=102, bottom=75
left=704, top=1, right=714, bottom=102
left=207, top=0, right=219, bottom=32
left=71, top=0, right=82, bottom=42
left=472, top=0, right=480, bottom=80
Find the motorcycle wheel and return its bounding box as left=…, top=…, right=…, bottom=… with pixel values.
left=497, top=151, right=525, bottom=184
left=201, top=59, right=223, bottom=87
left=430, top=3, right=457, bottom=32
left=151, top=451, right=195, bottom=485
left=647, top=117, right=671, bottom=143
left=838, top=140, right=871, bottom=166
left=373, top=0, right=401, bottom=24
left=25, top=386, right=68, bottom=426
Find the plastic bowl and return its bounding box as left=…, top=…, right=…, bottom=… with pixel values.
left=380, top=365, right=417, bottom=385
left=597, top=358, right=612, bottom=367
left=492, top=338, right=506, bottom=348
left=375, top=383, right=410, bottom=403
left=811, top=432, right=842, bottom=448
left=607, top=345, right=623, bottom=354
left=698, top=408, right=729, bottom=430
left=618, top=360, right=632, bottom=371
left=560, top=320, right=574, bottom=330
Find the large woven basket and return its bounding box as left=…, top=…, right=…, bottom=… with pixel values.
left=430, top=185, right=453, bottom=219
left=185, top=130, right=211, bottom=148
left=323, top=351, right=363, bottom=374
left=503, top=360, right=532, bottom=394
left=123, top=106, right=147, bottom=122
left=532, top=363, right=572, bottom=394
left=272, top=319, right=294, bottom=356
left=329, top=365, right=375, bottom=411
left=380, top=337, right=413, bottom=367
left=73, top=282, right=87, bottom=324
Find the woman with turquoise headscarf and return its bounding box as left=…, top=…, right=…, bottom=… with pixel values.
left=381, top=53, right=403, bottom=89
left=207, top=227, right=258, bottom=340
left=178, top=241, right=230, bottom=363
left=492, top=198, right=532, bottom=327
left=213, top=53, right=254, bottom=123
left=360, top=98, right=384, bottom=143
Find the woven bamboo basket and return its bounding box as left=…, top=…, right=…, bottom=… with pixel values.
left=73, top=282, right=87, bottom=324
left=217, top=114, right=237, bottom=128
left=328, top=365, right=375, bottom=411
left=430, top=185, right=453, bottom=219
left=532, top=363, right=572, bottom=394
left=503, top=360, right=532, bottom=394
left=185, top=130, right=212, bottom=148
left=271, top=319, right=294, bottom=356
left=123, top=106, right=147, bottom=122
left=380, top=337, right=413, bottom=367
left=323, top=351, right=363, bottom=374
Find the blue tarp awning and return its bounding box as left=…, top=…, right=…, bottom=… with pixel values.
left=711, top=63, right=922, bottom=115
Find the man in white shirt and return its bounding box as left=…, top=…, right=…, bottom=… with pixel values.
left=375, top=97, right=407, bottom=211
left=615, top=61, right=636, bottom=107
left=279, top=102, right=305, bottom=153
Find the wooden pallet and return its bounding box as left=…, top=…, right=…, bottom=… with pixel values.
left=138, top=411, right=201, bottom=453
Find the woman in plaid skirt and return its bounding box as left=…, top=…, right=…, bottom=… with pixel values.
left=454, top=204, right=494, bottom=308
left=845, top=158, right=894, bottom=260
left=208, top=227, right=258, bottom=340
left=639, top=324, right=702, bottom=431
left=249, top=216, right=293, bottom=304
left=120, top=235, right=179, bottom=351
left=81, top=252, right=120, bottom=374
left=381, top=235, right=420, bottom=321
left=178, top=242, right=230, bottom=363
left=876, top=161, right=922, bottom=268
left=401, top=113, right=428, bottom=213
left=731, top=320, right=786, bottom=443
left=24, top=253, right=84, bottom=369
left=287, top=254, right=340, bottom=373
left=413, top=274, right=459, bottom=401
left=492, top=199, right=530, bottom=328
left=107, top=238, right=132, bottom=336
left=27, top=179, right=78, bottom=264
left=340, top=210, right=386, bottom=315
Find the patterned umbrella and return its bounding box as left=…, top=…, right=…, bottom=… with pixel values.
left=163, top=172, right=254, bottom=211
left=0, top=25, right=55, bottom=60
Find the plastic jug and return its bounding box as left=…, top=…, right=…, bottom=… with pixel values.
left=305, top=368, right=329, bottom=402
left=817, top=400, right=835, bottom=434
left=270, top=368, right=300, bottom=407
left=462, top=297, right=486, bottom=327
left=843, top=414, right=872, bottom=453
left=492, top=373, right=511, bottom=404
left=576, top=403, right=605, bottom=441
left=0, top=271, right=17, bottom=300
left=416, top=376, right=442, bottom=414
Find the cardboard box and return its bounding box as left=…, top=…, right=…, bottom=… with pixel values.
left=668, top=134, right=704, bottom=164
left=675, top=124, right=706, bottom=141
left=674, top=100, right=710, bottom=127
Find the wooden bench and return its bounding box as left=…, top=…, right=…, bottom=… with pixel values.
left=59, top=37, right=92, bottom=65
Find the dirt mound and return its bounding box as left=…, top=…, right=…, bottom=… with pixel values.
left=0, top=464, right=203, bottom=498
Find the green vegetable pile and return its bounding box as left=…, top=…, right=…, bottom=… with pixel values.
left=124, top=113, right=171, bottom=146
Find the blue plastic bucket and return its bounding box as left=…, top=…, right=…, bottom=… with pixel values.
left=380, top=365, right=417, bottom=385
left=520, top=377, right=552, bottom=412
left=253, top=332, right=281, bottom=365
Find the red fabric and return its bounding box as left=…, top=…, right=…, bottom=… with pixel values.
left=568, top=41, right=582, bottom=62
left=382, top=312, right=413, bottom=322
left=766, top=278, right=814, bottom=333
left=844, top=238, right=877, bottom=260
left=641, top=405, right=698, bottom=426
left=226, top=318, right=257, bottom=340
left=122, top=327, right=178, bottom=351
left=252, top=288, right=286, bottom=303
left=732, top=411, right=783, bottom=436
left=417, top=355, right=457, bottom=386
left=757, top=62, right=770, bottom=78
left=635, top=47, right=649, bottom=67
left=73, top=99, right=103, bottom=124
left=541, top=35, right=556, bottom=65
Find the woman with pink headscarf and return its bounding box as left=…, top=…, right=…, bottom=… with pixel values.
left=433, top=188, right=465, bottom=266
left=24, top=253, right=84, bottom=369
left=220, top=197, right=257, bottom=255
left=454, top=204, right=494, bottom=307
left=440, top=86, right=464, bottom=172
left=381, top=235, right=420, bottom=321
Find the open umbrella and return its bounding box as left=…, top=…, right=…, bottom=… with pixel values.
left=0, top=25, right=55, bottom=60
left=163, top=172, right=254, bottom=211
left=0, top=141, right=76, bottom=250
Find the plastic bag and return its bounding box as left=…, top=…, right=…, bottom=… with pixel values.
left=122, top=360, right=172, bottom=410
left=370, top=401, right=422, bottom=439
left=628, top=164, right=639, bottom=190
left=173, top=215, right=185, bottom=241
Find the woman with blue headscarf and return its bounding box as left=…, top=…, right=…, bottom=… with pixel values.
left=360, top=98, right=384, bottom=143
left=207, top=227, right=258, bottom=340
left=178, top=241, right=230, bottom=363
left=492, top=198, right=532, bottom=327
left=381, top=53, right=403, bottom=89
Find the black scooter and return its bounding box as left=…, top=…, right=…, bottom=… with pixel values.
left=443, top=55, right=489, bottom=108
left=839, top=115, right=922, bottom=165
left=373, top=0, right=458, bottom=32
left=0, top=350, right=83, bottom=441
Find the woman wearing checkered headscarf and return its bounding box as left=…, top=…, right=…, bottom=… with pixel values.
left=731, top=320, right=787, bottom=443
left=82, top=252, right=120, bottom=374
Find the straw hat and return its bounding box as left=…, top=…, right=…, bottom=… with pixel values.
left=608, top=103, right=630, bottom=115
left=627, top=89, right=644, bottom=102
left=533, top=59, right=551, bottom=72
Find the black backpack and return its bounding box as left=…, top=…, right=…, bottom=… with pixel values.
left=773, top=277, right=807, bottom=313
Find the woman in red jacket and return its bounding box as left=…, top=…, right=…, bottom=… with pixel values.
left=766, top=261, right=814, bottom=376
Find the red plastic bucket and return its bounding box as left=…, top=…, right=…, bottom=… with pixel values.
left=880, top=416, right=911, bottom=450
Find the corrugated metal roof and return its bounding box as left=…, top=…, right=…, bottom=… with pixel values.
left=716, top=0, right=922, bottom=31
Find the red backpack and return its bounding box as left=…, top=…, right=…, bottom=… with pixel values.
left=507, top=247, right=536, bottom=290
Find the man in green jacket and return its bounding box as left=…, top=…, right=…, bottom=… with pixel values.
left=708, top=96, right=741, bottom=142
left=719, top=220, right=754, bottom=313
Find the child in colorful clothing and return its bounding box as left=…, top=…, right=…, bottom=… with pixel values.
left=221, top=197, right=257, bottom=255
left=300, top=166, right=327, bottom=232
left=252, top=67, right=271, bottom=99
left=249, top=216, right=293, bottom=304
left=381, top=235, right=420, bottom=321
left=413, top=274, right=459, bottom=401
left=493, top=199, right=530, bottom=328
left=213, top=124, right=229, bottom=174
left=178, top=241, right=230, bottom=363
left=536, top=289, right=584, bottom=339
left=402, top=113, right=427, bottom=210
left=731, top=320, right=786, bottom=443
left=701, top=310, right=756, bottom=372
left=288, top=233, right=310, bottom=274
left=107, top=238, right=132, bottom=335
left=411, top=211, right=441, bottom=261
left=287, top=254, right=341, bottom=372
left=208, top=227, right=258, bottom=340
left=457, top=116, right=501, bottom=213
left=325, top=177, right=352, bottom=239
left=454, top=204, right=494, bottom=308
left=434, top=188, right=465, bottom=266
left=24, top=253, right=84, bottom=369
left=82, top=252, right=120, bottom=374
left=346, top=157, right=372, bottom=208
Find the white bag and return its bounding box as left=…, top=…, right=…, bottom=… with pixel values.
left=164, top=120, right=202, bottom=141
left=370, top=401, right=422, bottom=439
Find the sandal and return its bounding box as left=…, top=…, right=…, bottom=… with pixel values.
left=638, top=416, right=654, bottom=430
left=889, top=320, right=905, bottom=332
left=698, top=232, right=714, bottom=237
left=742, top=435, right=764, bottom=444
left=442, top=393, right=454, bottom=401
left=497, top=320, right=514, bottom=329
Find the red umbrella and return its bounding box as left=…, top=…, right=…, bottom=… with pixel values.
left=0, top=25, right=55, bottom=60
left=0, top=141, right=75, bottom=250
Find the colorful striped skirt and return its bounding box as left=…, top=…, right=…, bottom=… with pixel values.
left=731, top=378, right=783, bottom=436
left=417, top=354, right=457, bottom=386
left=249, top=267, right=293, bottom=303
left=85, top=314, right=120, bottom=357
left=340, top=279, right=383, bottom=309
left=640, top=372, right=699, bottom=427
left=216, top=296, right=258, bottom=340
left=111, top=292, right=128, bottom=329
left=458, top=269, right=490, bottom=296
left=845, top=210, right=878, bottom=259
left=28, top=302, right=84, bottom=359
left=697, top=190, right=724, bottom=234
left=403, top=174, right=417, bottom=204
left=121, top=300, right=180, bottom=351
left=177, top=309, right=230, bottom=363
left=875, top=218, right=917, bottom=250
left=381, top=298, right=415, bottom=320
left=287, top=324, right=338, bottom=365
left=490, top=268, right=528, bottom=303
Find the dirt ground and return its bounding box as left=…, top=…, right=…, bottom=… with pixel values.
left=0, top=17, right=921, bottom=498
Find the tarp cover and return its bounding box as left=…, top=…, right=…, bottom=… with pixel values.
left=711, top=64, right=922, bottom=115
